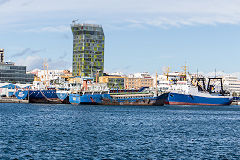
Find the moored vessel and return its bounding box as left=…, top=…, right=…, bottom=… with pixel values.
left=163, top=92, right=232, bottom=105
left=101, top=92, right=165, bottom=106
left=163, top=77, right=233, bottom=106
left=16, top=89, right=65, bottom=104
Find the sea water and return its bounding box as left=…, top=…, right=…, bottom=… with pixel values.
left=0, top=103, right=240, bottom=159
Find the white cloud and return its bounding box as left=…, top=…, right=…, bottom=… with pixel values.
left=15, top=55, right=71, bottom=71
left=125, top=14, right=240, bottom=28
left=1, top=0, right=240, bottom=30
left=16, top=55, right=44, bottom=70
left=24, top=25, right=70, bottom=33
left=194, top=71, right=240, bottom=79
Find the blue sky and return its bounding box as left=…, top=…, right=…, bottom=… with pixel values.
left=1, top=0, right=240, bottom=75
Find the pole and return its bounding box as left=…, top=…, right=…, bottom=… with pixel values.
left=155, top=72, right=158, bottom=96
left=47, top=63, right=49, bottom=87
left=197, top=68, right=198, bottom=77
left=43, top=61, right=46, bottom=86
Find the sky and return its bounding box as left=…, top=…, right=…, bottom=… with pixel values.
left=1, top=0, right=240, bottom=76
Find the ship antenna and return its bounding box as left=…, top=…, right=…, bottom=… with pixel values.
left=155, top=72, right=158, bottom=96
left=72, top=19, right=79, bottom=24
left=181, top=63, right=188, bottom=81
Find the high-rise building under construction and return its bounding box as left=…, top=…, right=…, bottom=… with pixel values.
left=71, top=22, right=104, bottom=78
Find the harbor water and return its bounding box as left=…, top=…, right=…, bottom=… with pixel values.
left=1, top=103, right=240, bottom=159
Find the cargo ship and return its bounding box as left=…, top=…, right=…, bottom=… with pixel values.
left=100, top=92, right=165, bottom=106
left=77, top=87, right=149, bottom=105
left=69, top=87, right=165, bottom=106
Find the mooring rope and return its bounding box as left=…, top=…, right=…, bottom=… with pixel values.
left=40, top=90, right=59, bottom=102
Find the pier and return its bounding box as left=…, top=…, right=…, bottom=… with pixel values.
left=231, top=101, right=240, bottom=105
left=0, top=97, right=29, bottom=103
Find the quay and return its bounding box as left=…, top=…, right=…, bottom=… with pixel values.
left=0, top=97, right=29, bottom=103
left=232, top=97, right=240, bottom=105
left=231, top=101, right=240, bottom=105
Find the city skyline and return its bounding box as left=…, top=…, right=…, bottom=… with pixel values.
left=1, top=0, right=240, bottom=76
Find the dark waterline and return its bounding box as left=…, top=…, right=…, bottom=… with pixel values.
left=1, top=103, right=240, bottom=159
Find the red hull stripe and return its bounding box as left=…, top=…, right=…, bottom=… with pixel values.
left=165, top=101, right=227, bottom=106
left=71, top=103, right=79, bottom=105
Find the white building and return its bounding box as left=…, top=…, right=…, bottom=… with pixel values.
left=223, top=76, right=240, bottom=95
left=128, top=72, right=152, bottom=78
left=108, top=72, right=126, bottom=77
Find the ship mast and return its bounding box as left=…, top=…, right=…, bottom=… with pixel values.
left=164, top=66, right=170, bottom=81
left=43, top=61, right=46, bottom=87
left=96, top=70, right=100, bottom=84
left=155, top=72, right=158, bottom=96
left=43, top=60, right=49, bottom=88
left=181, top=63, right=188, bottom=81
left=47, top=62, right=49, bottom=87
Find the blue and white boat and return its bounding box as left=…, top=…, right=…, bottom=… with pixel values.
left=15, top=89, right=64, bottom=103
left=163, top=77, right=233, bottom=106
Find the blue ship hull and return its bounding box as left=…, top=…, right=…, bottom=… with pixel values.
left=56, top=93, right=68, bottom=101
left=15, top=90, right=65, bottom=104
left=69, top=94, right=81, bottom=105
left=69, top=93, right=165, bottom=106
left=15, top=90, right=28, bottom=100
left=101, top=94, right=165, bottom=106
left=56, top=92, right=70, bottom=104
left=80, top=94, right=106, bottom=104
left=163, top=92, right=233, bottom=106
left=69, top=94, right=104, bottom=105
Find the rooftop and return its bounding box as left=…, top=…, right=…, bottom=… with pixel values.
left=0, top=62, right=15, bottom=66
left=71, top=23, right=102, bottom=28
